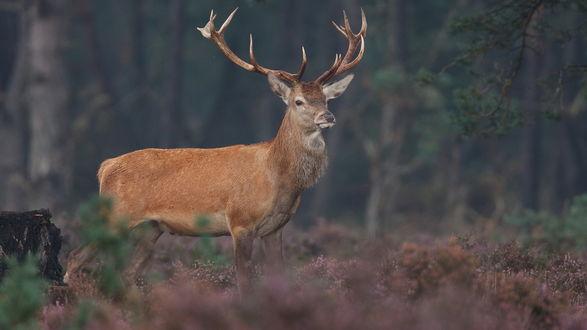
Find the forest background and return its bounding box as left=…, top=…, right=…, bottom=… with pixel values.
left=0, top=0, right=586, bottom=239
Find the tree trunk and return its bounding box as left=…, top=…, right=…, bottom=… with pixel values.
left=26, top=0, right=71, bottom=211
left=520, top=80, right=541, bottom=211
left=520, top=19, right=543, bottom=211
left=365, top=99, right=403, bottom=236
left=75, top=0, right=115, bottom=106
left=0, top=11, right=29, bottom=211
left=365, top=159, right=385, bottom=235
left=443, top=136, right=466, bottom=223
left=364, top=0, right=409, bottom=236
left=0, top=209, right=63, bottom=283
left=560, top=23, right=587, bottom=200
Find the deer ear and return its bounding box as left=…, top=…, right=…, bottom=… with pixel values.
left=323, top=74, right=354, bottom=100
left=268, top=73, right=291, bottom=104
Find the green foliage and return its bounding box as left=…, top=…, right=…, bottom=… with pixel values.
left=413, top=68, right=437, bottom=86
left=452, top=86, right=523, bottom=136
left=450, top=0, right=544, bottom=60
left=194, top=216, right=228, bottom=265
left=0, top=255, right=47, bottom=330
left=77, top=196, right=132, bottom=299
left=505, top=194, right=587, bottom=251
left=563, top=194, right=587, bottom=247
left=447, top=0, right=587, bottom=135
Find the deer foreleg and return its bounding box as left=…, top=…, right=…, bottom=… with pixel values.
left=232, top=229, right=254, bottom=295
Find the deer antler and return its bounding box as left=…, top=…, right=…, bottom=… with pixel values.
left=315, top=9, right=367, bottom=84
left=197, top=8, right=307, bottom=83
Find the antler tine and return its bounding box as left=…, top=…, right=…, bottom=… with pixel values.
left=337, top=9, right=366, bottom=67
left=294, top=46, right=308, bottom=79
left=249, top=33, right=308, bottom=82
left=197, top=8, right=255, bottom=72
left=332, top=8, right=367, bottom=38
left=343, top=10, right=351, bottom=33
left=218, top=7, right=238, bottom=34
left=316, top=53, right=342, bottom=83
left=360, top=8, right=367, bottom=36
left=332, top=21, right=346, bottom=36
left=248, top=34, right=260, bottom=68
left=340, top=36, right=364, bottom=71
left=316, top=9, right=367, bottom=84
left=198, top=8, right=306, bottom=83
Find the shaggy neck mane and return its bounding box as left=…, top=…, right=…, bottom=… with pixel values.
left=268, top=108, right=328, bottom=191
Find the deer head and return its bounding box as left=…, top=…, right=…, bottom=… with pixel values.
left=197, top=8, right=366, bottom=132
left=267, top=74, right=355, bottom=131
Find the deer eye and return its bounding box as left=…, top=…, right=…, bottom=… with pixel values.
left=295, top=100, right=304, bottom=106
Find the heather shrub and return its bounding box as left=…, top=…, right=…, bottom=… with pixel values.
left=171, top=260, right=236, bottom=290
left=484, top=240, right=539, bottom=273
left=297, top=255, right=375, bottom=299
left=541, top=254, right=587, bottom=305
left=144, top=274, right=368, bottom=330
left=385, top=240, right=479, bottom=298
left=477, top=272, right=567, bottom=329
left=403, top=286, right=524, bottom=330
left=283, top=221, right=362, bottom=263
left=283, top=227, right=326, bottom=262
left=64, top=273, right=103, bottom=302
left=306, top=219, right=361, bottom=257
left=30, top=213, right=587, bottom=329
left=241, top=274, right=366, bottom=330
left=145, top=281, right=234, bottom=330
left=42, top=299, right=130, bottom=330
left=41, top=301, right=67, bottom=330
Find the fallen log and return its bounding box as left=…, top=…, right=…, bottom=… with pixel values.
left=0, top=209, right=64, bottom=283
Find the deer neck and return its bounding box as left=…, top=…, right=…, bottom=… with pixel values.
left=268, top=108, right=328, bottom=191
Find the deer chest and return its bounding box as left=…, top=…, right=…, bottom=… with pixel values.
left=255, top=194, right=301, bottom=237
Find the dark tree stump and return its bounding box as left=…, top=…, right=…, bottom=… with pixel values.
left=0, top=209, right=64, bottom=283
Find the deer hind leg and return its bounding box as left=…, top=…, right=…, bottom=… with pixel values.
left=64, top=243, right=99, bottom=283
left=261, top=228, right=284, bottom=272
left=123, top=220, right=163, bottom=283
left=231, top=228, right=255, bottom=295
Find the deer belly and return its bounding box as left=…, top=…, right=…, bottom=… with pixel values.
left=148, top=212, right=230, bottom=236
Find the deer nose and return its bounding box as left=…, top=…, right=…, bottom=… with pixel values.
left=322, top=112, right=336, bottom=123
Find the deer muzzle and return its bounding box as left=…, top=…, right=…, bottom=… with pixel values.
left=316, top=111, right=336, bottom=129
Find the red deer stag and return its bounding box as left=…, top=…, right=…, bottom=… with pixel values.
left=65, top=8, right=366, bottom=293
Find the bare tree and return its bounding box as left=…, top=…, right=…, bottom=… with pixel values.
left=520, top=7, right=544, bottom=210
left=26, top=0, right=71, bottom=211
left=0, top=10, right=29, bottom=211
left=364, top=0, right=410, bottom=236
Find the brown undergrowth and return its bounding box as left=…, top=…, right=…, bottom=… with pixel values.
left=34, top=224, right=587, bottom=329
